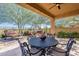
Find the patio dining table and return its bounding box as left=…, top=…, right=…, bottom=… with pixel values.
left=28, top=37, right=58, bottom=55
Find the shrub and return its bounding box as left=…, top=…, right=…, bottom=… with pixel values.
left=23, top=31, right=31, bottom=36
left=1, top=34, right=6, bottom=38
left=57, top=31, right=79, bottom=38
left=0, top=34, right=7, bottom=38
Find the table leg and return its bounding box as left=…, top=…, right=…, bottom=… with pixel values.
left=40, top=49, right=46, bottom=56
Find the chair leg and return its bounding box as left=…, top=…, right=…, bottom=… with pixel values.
left=65, top=52, right=69, bottom=56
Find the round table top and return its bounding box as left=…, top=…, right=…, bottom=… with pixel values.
left=28, top=37, right=58, bottom=48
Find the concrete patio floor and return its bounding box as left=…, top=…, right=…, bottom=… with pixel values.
left=0, top=36, right=79, bottom=56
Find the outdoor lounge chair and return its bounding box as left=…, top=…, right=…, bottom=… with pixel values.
left=47, top=37, right=76, bottom=56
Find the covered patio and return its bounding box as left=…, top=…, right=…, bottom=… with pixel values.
left=0, top=3, right=79, bottom=56
left=18, top=3, right=79, bottom=34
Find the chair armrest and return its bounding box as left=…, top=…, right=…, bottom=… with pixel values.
left=52, top=47, right=66, bottom=53
left=59, top=43, right=66, bottom=45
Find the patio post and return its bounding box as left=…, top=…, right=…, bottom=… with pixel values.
left=49, top=17, right=55, bottom=35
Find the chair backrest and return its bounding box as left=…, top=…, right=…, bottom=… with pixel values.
left=17, top=39, right=31, bottom=56
left=66, top=38, right=76, bottom=52
left=22, top=42, right=31, bottom=56
left=65, top=38, right=76, bottom=56
left=23, top=42, right=30, bottom=52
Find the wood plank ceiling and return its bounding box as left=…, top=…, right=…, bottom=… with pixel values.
left=18, top=3, right=79, bottom=19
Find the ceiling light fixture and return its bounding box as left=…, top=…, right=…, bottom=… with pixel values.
left=56, top=4, right=61, bottom=9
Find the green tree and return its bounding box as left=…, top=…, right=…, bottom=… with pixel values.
left=1, top=4, right=35, bottom=34
left=31, top=15, right=49, bottom=30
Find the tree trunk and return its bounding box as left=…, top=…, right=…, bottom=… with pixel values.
left=46, top=25, right=48, bottom=33
left=17, top=23, right=21, bottom=35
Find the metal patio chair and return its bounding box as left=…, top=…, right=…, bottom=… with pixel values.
left=47, top=37, right=76, bottom=56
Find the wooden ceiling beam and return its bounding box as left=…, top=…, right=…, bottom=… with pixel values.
left=26, top=3, right=55, bottom=18
left=17, top=3, right=52, bottom=18
left=56, top=9, right=79, bottom=19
